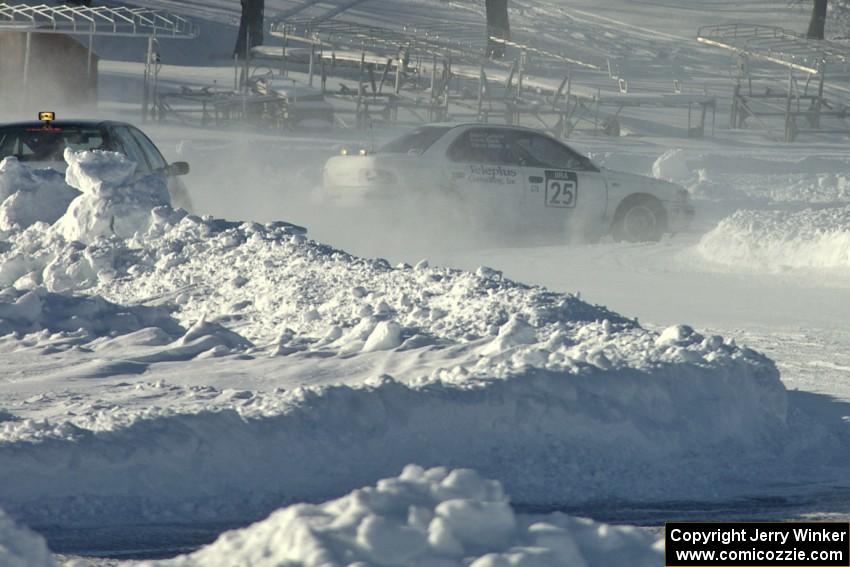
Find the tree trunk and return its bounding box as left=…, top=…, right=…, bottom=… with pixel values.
left=234, top=0, right=264, bottom=60
left=807, top=0, right=827, bottom=39
left=485, top=0, right=510, bottom=59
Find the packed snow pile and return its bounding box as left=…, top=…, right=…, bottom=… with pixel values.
left=0, top=147, right=795, bottom=528
left=0, top=157, right=78, bottom=232
left=0, top=509, right=56, bottom=567
left=0, top=155, right=617, bottom=347
left=686, top=170, right=850, bottom=207
left=698, top=206, right=850, bottom=270
left=154, top=466, right=662, bottom=567
left=0, top=286, right=181, bottom=338
left=649, top=152, right=850, bottom=210
left=55, top=148, right=171, bottom=244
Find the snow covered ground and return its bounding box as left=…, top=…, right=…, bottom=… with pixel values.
left=4, top=0, right=850, bottom=565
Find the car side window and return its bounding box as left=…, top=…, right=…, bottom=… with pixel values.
left=111, top=126, right=151, bottom=173
left=512, top=133, right=590, bottom=170
left=447, top=129, right=521, bottom=165
left=128, top=127, right=167, bottom=171
left=0, top=132, right=24, bottom=158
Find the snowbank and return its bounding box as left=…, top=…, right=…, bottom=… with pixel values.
left=0, top=158, right=78, bottom=231
left=650, top=152, right=850, bottom=211
left=153, top=466, right=662, bottom=567
left=698, top=207, right=850, bottom=270
left=0, top=337, right=785, bottom=527
left=0, top=509, right=56, bottom=567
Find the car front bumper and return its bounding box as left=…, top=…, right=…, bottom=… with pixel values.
left=664, top=201, right=695, bottom=233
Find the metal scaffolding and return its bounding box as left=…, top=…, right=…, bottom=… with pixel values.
left=0, top=3, right=199, bottom=119
left=697, top=23, right=850, bottom=141
left=0, top=3, right=199, bottom=38
left=487, top=35, right=601, bottom=71
left=270, top=18, right=489, bottom=64
left=240, top=16, right=706, bottom=136
left=697, top=23, right=849, bottom=75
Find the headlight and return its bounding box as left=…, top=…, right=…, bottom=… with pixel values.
left=359, top=168, right=396, bottom=185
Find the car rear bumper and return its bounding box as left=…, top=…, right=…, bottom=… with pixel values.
left=321, top=185, right=397, bottom=206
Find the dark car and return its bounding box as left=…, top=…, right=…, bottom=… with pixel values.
left=0, top=119, right=192, bottom=209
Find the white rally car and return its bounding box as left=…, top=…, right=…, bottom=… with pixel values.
left=322, top=123, right=693, bottom=242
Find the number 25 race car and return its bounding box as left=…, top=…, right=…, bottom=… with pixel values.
left=322, top=123, right=693, bottom=242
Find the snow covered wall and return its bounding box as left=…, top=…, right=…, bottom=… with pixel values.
left=0, top=152, right=791, bottom=531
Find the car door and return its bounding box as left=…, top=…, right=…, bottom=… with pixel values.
left=510, top=131, right=607, bottom=239
left=444, top=127, right=528, bottom=234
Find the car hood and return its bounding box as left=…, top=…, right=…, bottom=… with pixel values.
left=599, top=168, right=683, bottom=200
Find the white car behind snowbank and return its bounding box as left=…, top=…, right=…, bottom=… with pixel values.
left=323, top=123, right=694, bottom=242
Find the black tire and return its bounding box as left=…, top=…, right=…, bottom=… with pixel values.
left=612, top=196, right=666, bottom=243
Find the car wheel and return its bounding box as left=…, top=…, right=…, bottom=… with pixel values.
left=612, top=196, right=666, bottom=242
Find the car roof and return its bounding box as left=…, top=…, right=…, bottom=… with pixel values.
left=424, top=122, right=551, bottom=134
left=423, top=122, right=536, bottom=132
left=0, top=120, right=131, bottom=130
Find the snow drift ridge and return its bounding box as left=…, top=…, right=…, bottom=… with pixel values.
left=0, top=346, right=784, bottom=528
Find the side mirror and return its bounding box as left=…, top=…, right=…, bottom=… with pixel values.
left=167, top=161, right=190, bottom=176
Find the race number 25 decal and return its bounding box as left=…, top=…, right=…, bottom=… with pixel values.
left=544, top=170, right=578, bottom=208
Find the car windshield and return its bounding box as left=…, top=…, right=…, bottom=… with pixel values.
left=0, top=126, right=108, bottom=163
left=377, top=126, right=451, bottom=155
